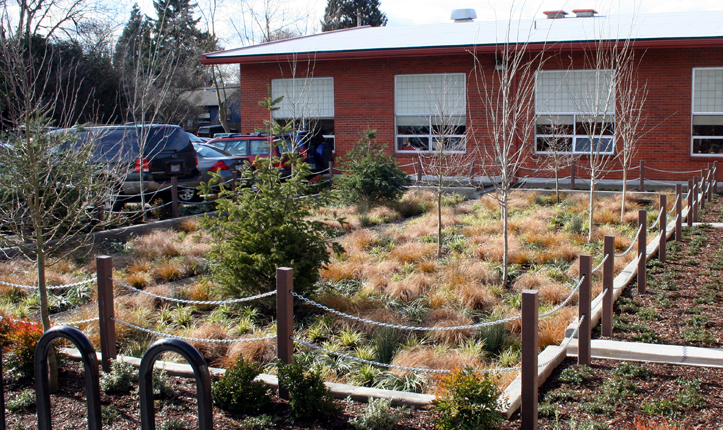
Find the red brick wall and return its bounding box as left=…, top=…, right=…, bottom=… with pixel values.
left=238, top=46, right=723, bottom=181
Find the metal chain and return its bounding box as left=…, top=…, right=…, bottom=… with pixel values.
left=111, top=317, right=276, bottom=343
left=54, top=317, right=100, bottom=326
left=591, top=255, right=608, bottom=274
left=292, top=292, right=521, bottom=331
left=0, top=278, right=95, bottom=291
left=615, top=225, right=642, bottom=258
left=539, top=277, right=584, bottom=319
left=111, top=277, right=276, bottom=304
left=538, top=315, right=584, bottom=368
left=645, top=166, right=700, bottom=174
left=648, top=210, right=663, bottom=231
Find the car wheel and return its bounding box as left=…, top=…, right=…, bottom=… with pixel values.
left=177, top=187, right=199, bottom=202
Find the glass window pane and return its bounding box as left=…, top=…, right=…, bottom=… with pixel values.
left=224, top=140, right=248, bottom=156
left=397, top=116, right=429, bottom=134
left=431, top=115, right=466, bottom=135
left=432, top=137, right=466, bottom=152
left=397, top=136, right=429, bottom=151
left=693, top=115, right=723, bottom=136
left=693, top=138, right=723, bottom=154
left=250, top=139, right=270, bottom=155
left=575, top=117, right=615, bottom=136
left=574, top=137, right=613, bottom=153
left=536, top=115, right=574, bottom=135
left=537, top=136, right=573, bottom=152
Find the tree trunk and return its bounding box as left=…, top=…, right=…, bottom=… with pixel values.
left=620, top=168, right=628, bottom=221
left=502, top=195, right=509, bottom=287
left=437, top=178, right=443, bottom=257
left=37, top=250, right=59, bottom=392
left=554, top=165, right=560, bottom=204
left=588, top=177, right=596, bottom=243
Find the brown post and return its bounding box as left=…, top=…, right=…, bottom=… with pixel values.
left=578, top=255, right=592, bottom=366
left=521, top=290, right=539, bottom=430
left=171, top=176, right=179, bottom=218
left=715, top=161, right=719, bottom=194
left=685, top=180, right=695, bottom=227
left=328, top=160, right=334, bottom=187
left=659, top=194, right=667, bottom=264
left=417, top=157, right=422, bottom=183
left=96, top=256, right=117, bottom=372
left=639, top=160, right=645, bottom=192
left=693, top=177, right=699, bottom=222
left=675, top=184, right=683, bottom=242
left=638, top=210, right=647, bottom=294
left=570, top=160, right=576, bottom=190
left=231, top=170, right=238, bottom=192
left=276, top=267, right=294, bottom=400
left=602, top=236, right=614, bottom=337
left=700, top=170, right=707, bottom=210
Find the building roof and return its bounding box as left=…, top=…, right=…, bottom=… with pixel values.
left=179, top=86, right=239, bottom=107
left=202, top=11, right=723, bottom=65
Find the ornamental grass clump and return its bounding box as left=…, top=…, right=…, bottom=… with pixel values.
left=432, top=367, right=507, bottom=430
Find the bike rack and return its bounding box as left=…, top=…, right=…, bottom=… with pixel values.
left=138, top=338, right=213, bottom=430
left=35, top=326, right=102, bottom=430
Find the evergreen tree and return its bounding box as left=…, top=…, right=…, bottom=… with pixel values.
left=113, top=4, right=151, bottom=72
left=322, top=0, right=387, bottom=32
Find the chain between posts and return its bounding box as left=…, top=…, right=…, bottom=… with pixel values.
left=112, top=277, right=276, bottom=304
left=111, top=317, right=276, bottom=343
left=292, top=291, right=520, bottom=330
left=591, top=254, right=608, bottom=274
left=539, top=277, right=585, bottom=319
left=0, top=278, right=95, bottom=290
left=615, top=225, right=642, bottom=258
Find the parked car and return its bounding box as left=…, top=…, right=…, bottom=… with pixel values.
left=197, top=125, right=237, bottom=138
left=192, top=143, right=246, bottom=189
left=73, top=125, right=201, bottom=207
left=187, top=132, right=209, bottom=143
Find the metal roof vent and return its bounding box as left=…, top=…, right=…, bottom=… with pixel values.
left=451, top=8, right=477, bottom=23
left=572, top=9, right=598, bottom=17
left=543, top=10, right=568, bottom=19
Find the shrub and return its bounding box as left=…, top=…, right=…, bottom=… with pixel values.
left=349, top=397, right=410, bottom=430
left=100, top=358, right=138, bottom=394
left=6, top=388, right=35, bottom=412
left=213, top=355, right=271, bottom=413
left=558, top=365, right=595, bottom=385
left=1, top=318, right=46, bottom=380
left=334, top=130, right=411, bottom=212
left=277, top=357, right=338, bottom=422
left=153, top=369, right=180, bottom=399
left=432, top=367, right=507, bottom=430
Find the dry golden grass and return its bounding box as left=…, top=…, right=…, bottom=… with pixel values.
left=392, top=346, right=482, bottom=374
left=177, top=218, right=200, bottom=233
left=401, top=218, right=438, bottom=240
left=53, top=259, right=79, bottom=274
left=593, top=207, right=619, bottom=225
left=385, top=272, right=434, bottom=301
left=223, top=336, right=277, bottom=366
left=188, top=324, right=230, bottom=363
left=127, top=261, right=151, bottom=275
left=419, top=259, right=437, bottom=273
left=368, top=206, right=401, bottom=223
left=153, top=261, right=184, bottom=282
left=130, top=285, right=171, bottom=309
left=462, top=220, right=503, bottom=239
left=538, top=307, right=576, bottom=349
left=390, top=242, right=436, bottom=264
left=340, top=229, right=378, bottom=254
left=123, top=271, right=152, bottom=289
left=424, top=309, right=472, bottom=344
left=456, top=283, right=500, bottom=310
left=185, top=282, right=213, bottom=303
left=131, top=230, right=182, bottom=260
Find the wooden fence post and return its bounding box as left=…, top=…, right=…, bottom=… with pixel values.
left=171, top=176, right=179, bottom=219
left=96, top=255, right=117, bottom=373
left=328, top=160, right=334, bottom=188
left=675, top=184, right=683, bottom=242
left=693, top=177, right=699, bottom=222
left=521, top=290, right=539, bottom=430
left=638, top=210, right=647, bottom=294
left=659, top=194, right=667, bottom=264
left=602, top=236, right=614, bottom=337
left=276, top=267, right=294, bottom=400
left=639, top=160, right=645, bottom=192
left=570, top=160, right=576, bottom=191
left=715, top=161, right=719, bottom=194
left=417, top=157, right=422, bottom=183
left=685, top=180, right=695, bottom=227
left=578, top=255, right=592, bottom=366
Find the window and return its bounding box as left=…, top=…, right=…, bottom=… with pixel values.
left=271, top=77, right=335, bottom=150
left=535, top=70, right=615, bottom=154
left=395, top=74, right=466, bottom=153
left=692, top=68, right=723, bottom=155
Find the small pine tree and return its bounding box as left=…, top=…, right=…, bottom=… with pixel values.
left=334, top=129, right=411, bottom=212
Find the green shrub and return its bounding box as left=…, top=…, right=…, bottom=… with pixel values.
left=238, top=414, right=278, bottom=429
left=349, top=397, right=410, bottom=430
left=613, top=362, right=650, bottom=379
left=158, top=419, right=186, bottom=430
left=558, top=365, right=595, bottom=385
left=432, top=367, right=506, bottom=430
left=153, top=369, right=180, bottom=399
left=213, top=355, right=271, bottom=413
left=334, top=130, right=411, bottom=211
left=100, top=358, right=138, bottom=394
left=6, top=388, right=35, bottom=412
left=277, top=357, right=338, bottom=422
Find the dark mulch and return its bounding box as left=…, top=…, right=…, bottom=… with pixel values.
left=4, top=361, right=437, bottom=429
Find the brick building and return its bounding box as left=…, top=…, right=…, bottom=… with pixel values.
left=201, top=10, right=723, bottom=181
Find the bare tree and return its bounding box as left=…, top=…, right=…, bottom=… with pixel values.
left=615, top=47, right=647, bottom=220
left=472, top=20, right=545, bottom=286
left=229, top=0, right=308, bottom=45
left=0, top=25, right=125, bottom=390
left=536, top=124, right=577, bottom=203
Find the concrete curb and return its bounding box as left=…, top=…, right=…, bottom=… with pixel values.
left=566, top=339, right=723, bottom=368
left=60, top=348, right=435, bottom=408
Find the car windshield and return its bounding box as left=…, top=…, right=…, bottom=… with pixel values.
left=250, top=139, right=271, bottom=155
left=194, top=144, right=230, bottom=158
left=222, top=140, right=249, bottom=156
